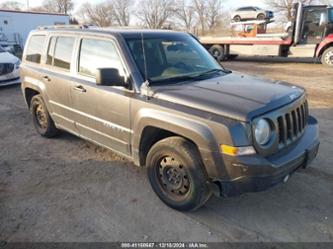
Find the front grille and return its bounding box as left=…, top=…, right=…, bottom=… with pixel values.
left=277, top=100, right=308, bottom=147
left=0, top=63, right=14, bottom=76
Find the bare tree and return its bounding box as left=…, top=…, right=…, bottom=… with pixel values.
left=265, top=0, right=316, bottom=22
left=174, top=0, right=196, bottom=32
left=42, top=0, right=74, bottom=14
left=110, top=0, right=133, bottom=26
left=193, top=0, right=207, bottom=35
left=136, top=0, right=175, bottom=29
left=77, top=2, right=113, bottom=27
left=206, top=0, right=223, bottom=30
left=193, top=0, right=223, bottom=34
left=0, top=1, right=23, bottom=10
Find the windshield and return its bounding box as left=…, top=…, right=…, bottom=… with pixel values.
left=125, top=34, right=224, bottom=84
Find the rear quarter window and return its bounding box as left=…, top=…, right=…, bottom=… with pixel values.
left=25, top=35, right=46, bottom=63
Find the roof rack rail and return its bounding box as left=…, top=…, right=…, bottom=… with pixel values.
left=37, top=25, right=90, bottom=30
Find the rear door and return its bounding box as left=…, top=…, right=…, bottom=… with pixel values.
left=70, top=35, right=132, bottom=157
left=42, top=35, right=77, bottom=133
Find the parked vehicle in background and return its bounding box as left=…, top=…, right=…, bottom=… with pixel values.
left=202, top=3, right=333, bottom=67
left=20, top=26, right=319, bottom=211
left=0, top=45, right=20, bottom=86
left=231, top=6, right=274, bottom=22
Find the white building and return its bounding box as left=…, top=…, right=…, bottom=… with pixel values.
left=0, top=9, right=69, bottom=48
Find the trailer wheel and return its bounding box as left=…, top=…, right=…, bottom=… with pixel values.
left=209, top=45, right=225, bottom=62
left=321, top=47, right=333, bottom=67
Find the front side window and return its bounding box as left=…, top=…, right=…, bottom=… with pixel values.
left=78, top=38, right=125, bottom=78
left=26, top=35, right=45, bottom=63
left=126, top=34, right=224, bottom=85
left=301, top=8, right=326, bottom=44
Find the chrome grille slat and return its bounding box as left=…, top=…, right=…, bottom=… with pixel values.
left=297, top=107, right=302, bottom=132
left=301, top=104, right=305, bottom=129
left=292, top=110, right=298, bottom=136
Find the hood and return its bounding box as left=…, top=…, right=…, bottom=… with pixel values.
left=149, top=72, right=304, bottom=122
left=0, top=51, right=19, bottom=64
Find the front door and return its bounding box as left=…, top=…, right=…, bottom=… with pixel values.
left=300, top=7, right=327, bottom=44
left=70, top=37, right=132, bottom=157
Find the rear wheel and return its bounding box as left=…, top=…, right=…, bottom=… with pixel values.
left=321, top=47, right=333, bottom=67
left=146, top=137, right=212, bottom=211
left=257, top=14, right=266, bottom=20
left=209, top=45, right=225, bottom=62
left=31, top=95, right=60, bottom=138
left=233, top=16, right=241, bottom=22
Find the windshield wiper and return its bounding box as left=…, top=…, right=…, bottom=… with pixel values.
left=150, top=75, right=199, bottom=85
left=195, top=68, right=227, bottom=78
left=150, top=68, right=230, bottom=85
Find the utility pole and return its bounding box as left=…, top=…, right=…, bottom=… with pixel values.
left=26, top=0, right=30, bottom=10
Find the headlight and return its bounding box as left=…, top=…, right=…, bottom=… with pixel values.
left=15, top=60, right=21, bottom=69
left=254, top=119, right=271, bottom=145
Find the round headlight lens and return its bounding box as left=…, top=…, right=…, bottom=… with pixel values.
left=255, top=119, right=271, bottom=145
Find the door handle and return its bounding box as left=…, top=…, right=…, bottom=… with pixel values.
left=42, top=75, right=51, bottom=82
left=73, top=85, right=87, bottom=93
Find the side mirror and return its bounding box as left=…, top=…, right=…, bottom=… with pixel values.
left=319, top=12, right=328, bottom=27
left=95, top=68, right=125, bottom=86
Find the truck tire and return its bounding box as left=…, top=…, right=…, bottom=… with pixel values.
left=30, top=95, right=59, bottom=138
left=146, top=137, right=212, bottom=211
left=321, top=47, right=333, bottom=67
left=233, top=16, right=241, bottom=22
left=209, top=45, right=225, bottom=62
left=257, top=14, right=266, bottom=20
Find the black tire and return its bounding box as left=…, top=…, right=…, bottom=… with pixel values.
left=227, top=54, right=239, bottom=60
left=30, top=95, right=59, bottom=138
left=233, top=16, right=241, bottom=22
left=147, top=137, right=212, bottom=211
left=209, top=45, right=225, bottom=62
left=321, top=47, right=333, bottom=67
left=257, top=14, right=266, bottom=20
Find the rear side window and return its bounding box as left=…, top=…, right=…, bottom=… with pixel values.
left=46, top=36, right=75, bottom=70
left=78, top=38, right=125, bottom=78
left=25, top=35, right=45, bottom=63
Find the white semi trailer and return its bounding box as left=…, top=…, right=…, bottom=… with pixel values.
left=0, top=9, right=69, bottom=50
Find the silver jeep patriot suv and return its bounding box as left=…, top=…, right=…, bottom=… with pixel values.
left=20, top=26, right=319, bottom=211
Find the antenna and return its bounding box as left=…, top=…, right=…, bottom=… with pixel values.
left=141, top=32, right=149, bottom=84
left=141, top=32, right=150, bottom=97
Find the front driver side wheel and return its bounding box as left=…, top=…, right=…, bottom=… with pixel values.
left=146, top=137, right=212, bottom=211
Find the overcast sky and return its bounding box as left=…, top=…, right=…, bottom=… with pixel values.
left=14, top=0, right=266, bottom=12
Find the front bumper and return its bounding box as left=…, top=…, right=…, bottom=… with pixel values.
left=0, top=68, right=20, bottom=86
left=219, top=116, right=319, bottom=197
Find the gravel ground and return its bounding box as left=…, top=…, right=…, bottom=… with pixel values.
left=0, top=57, right=332, bottom=242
